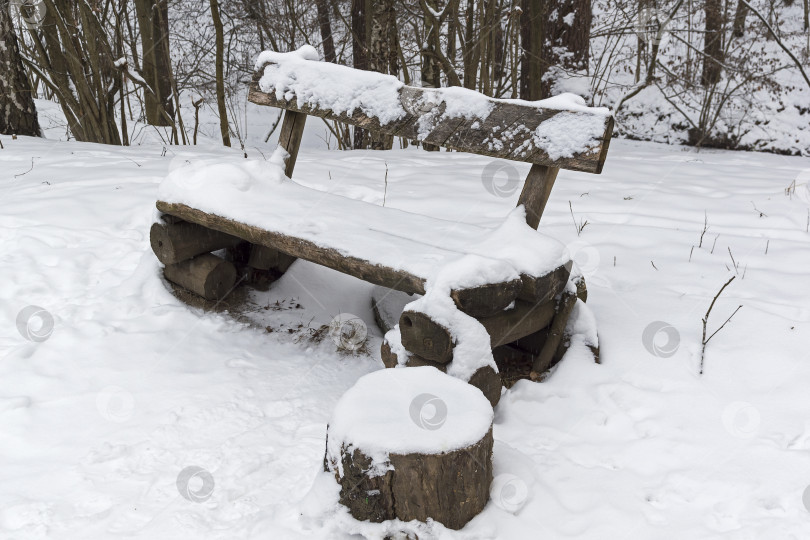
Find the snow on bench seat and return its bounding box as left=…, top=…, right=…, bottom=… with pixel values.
left=249, top=46, right=613, bottom=174
left=156, top=156, right=567, bottom=298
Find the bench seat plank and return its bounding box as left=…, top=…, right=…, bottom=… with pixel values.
left=156, top=159, right=568, bottom=302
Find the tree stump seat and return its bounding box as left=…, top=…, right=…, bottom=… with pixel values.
left=324, top=366, right=494, bottom=530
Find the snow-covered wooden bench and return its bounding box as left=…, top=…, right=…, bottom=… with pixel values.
left=151, top=47, right=613, bottom=401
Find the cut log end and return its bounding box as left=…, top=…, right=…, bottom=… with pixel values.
left=163, top=253, right=237, bottom=301
left=150, top=220, right=241, bottom=265
left=450, top=278, right=522, bottom=318
left=519, top=263, right=572, bottom=304
left=399, top=298, right=556, bottom=363
left=399, top=310, right=454, bottom=364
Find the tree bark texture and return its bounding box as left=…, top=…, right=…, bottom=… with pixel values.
left=351, top=0, right=369, bottom=149
left=520, top=0, right=545, bottom=100
left=326, top=426, right=493, bottom=530
left=209, top=0, right=231, bottom=146
left=368, top=0, right=397, bottom=149
left=315, top=0, right=337, bottom=63
left=532, top=0, right=593, bottom=98
left=732, top=0, right=747, bottom=37
left=702, top=0, right=724, bottom=86
left=133, top=0, right=174, bottom=126
left=0, top=0, right=41, bottom=136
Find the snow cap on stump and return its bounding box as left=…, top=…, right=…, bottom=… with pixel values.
left=325, top=366, right=495, bottom=530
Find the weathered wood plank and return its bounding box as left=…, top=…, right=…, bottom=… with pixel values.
left=159, top=200, right=426, bottom=292
left=249, top=69, right=612, bottom=174
left=158, top=201, right=540, bottom=316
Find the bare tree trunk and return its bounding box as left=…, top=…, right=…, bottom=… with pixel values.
left=210, top=0, right=231, bottom=146
left=702, top=0, right=724, bottom=86
left=316, top=0, right=337, bottom=62
left=369, top=0, right=396, bottom=149
left=134, top=0, right=174, bottom=126
left=0, top=0, right=41, bottom=136
left=351, top=0, right=369, bottom=149
left=519, top=0, right=545, bottom=100
left=462, top=0, right=479, bottom=89
left=493, top=3, right=505, bottom=84
left=447, top=3, right=458, bottom=62
left=732, top=0, right=747, bottom=37
left=421, top=0, right=442, bottom=150
left=541, top=0, right=591, bottom=97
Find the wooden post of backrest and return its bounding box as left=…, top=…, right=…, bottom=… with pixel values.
left=248, top=109, right=307, bottom=269
left=517, top=165, right=560, bottom=229
left=278, top=109, right=307, bottom=178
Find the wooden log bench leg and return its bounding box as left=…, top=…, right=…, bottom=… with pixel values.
left=399, top=299, right=557, bottom=364
left=243, top=244, right=297, bottom=289
left=150, top=221, right=241, bottom=265
left=530, top=289, right=577, bottom=378
left=151, top=219, right=242, bottom=302
left=163, top=253, right=237, bottom=301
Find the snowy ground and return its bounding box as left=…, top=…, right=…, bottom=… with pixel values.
left=2, top=124, right=810, bottom=539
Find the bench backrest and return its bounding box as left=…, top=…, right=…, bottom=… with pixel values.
left=248, top=47, right=614, bottom=228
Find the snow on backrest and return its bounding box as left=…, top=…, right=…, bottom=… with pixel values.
left=250, top=46, right=614, bottom=174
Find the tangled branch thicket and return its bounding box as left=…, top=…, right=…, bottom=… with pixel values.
left=4, top=0, right=810, bottom=154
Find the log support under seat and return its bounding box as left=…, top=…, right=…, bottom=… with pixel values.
left=150, top=221, right=241, bottom=265
left=247, top=244, right=297, bottom=272
left=531, top=289, right=578, bottom=376
left=399, top=298, right=558, bottom=364
left=163, top=253, right=238, bottom=301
